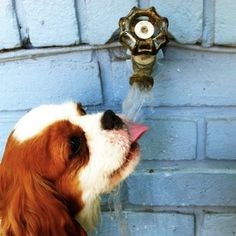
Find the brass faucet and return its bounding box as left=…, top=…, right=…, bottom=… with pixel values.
left=119, top=7, right=169, bottom=90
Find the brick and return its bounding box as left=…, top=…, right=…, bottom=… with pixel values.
left=77, top=0, right=137, bottom=44
left=0, top=0, right=21, bottom=49
left=215, top=0, right=236, bottom=45
left=90, top=213, right=119, bottom=236
left=110, top=61, right=131, bottom=104
left=206, top=118, right=236, bottom=160
left=154, top=48, right=236, bottom=106
left=0, top=112, right=24, bottom=157
left=92, top=212, right=194, bottom=236
left=0, top=122, right=14, bottom=158
left=0, top=52, right=102, bottom=110
left=151, top=0, right=203, bottom=44
left=202, top=214, right=236, bottom=236
left=127, top=213, right=194, bottom=236
left=22, top=0, right=79, bottom=47
left=140, top=118, right=197, bottom=160
left=127, top=168, right=236, bottom=206
left=111, top=47, right=236, bottom=106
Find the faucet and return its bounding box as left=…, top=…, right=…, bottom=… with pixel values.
left=119, top=7, right=169, bottom=90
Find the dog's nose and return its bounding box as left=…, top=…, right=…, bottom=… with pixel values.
left=101, top=110, right=124, bottom=130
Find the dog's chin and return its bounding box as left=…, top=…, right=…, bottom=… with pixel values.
left=107, top=142, right=140, bottom=192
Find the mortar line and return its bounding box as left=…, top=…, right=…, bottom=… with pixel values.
left=195, top=209, right=204, bottom=236
left=203, top=117, right=208, bottom=160
left=73, top=0, right=81, bottom=43
left=102, top=205, right=236, bottom=213
left=11, top=0, right=22, bottom=43
left=93, top=51, right=105, bottom=106
left=12, top=0, right=32, bottom=48
left=202, top=0, right=215, bottom=47
left=94, top=49, right=115, bottom=106
left=1, top=41, right=236, bottom=63
left=196, top=117, right=207, bottom=160
left=4, top=105, right=236, bottom=113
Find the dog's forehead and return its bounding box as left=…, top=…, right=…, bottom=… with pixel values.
left=13, top=102, right=92, bottom=142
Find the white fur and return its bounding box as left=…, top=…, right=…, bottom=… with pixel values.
left=13, top=102, right=140, bottom=231
left=13, top=102, right=79, bottom=142
left=77, top=197, right=101, bottom=231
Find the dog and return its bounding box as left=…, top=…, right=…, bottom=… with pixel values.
left=0, top=102, right=148, bottom=236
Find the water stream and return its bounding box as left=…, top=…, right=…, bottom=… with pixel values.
left=108, top=83, right=153, bottom=236
left=122, top=84, right=152, bottom=122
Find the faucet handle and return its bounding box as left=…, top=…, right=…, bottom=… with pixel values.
left=119, top=6, right=169, bottom=55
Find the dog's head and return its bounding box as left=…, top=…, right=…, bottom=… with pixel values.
left=0, top=102, right=148, bottom=235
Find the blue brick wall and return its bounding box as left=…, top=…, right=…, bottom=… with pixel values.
left=1, top=0, right=236, bottom=49
left=93, top=212, right=194, bottom=236
left=202, top=214, right=236, bottom=236
left=1, top=1, right=236, bottom=235
left=0, top=52, right=102, bottom=109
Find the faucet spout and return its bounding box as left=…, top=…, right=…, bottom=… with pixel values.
left=130, top=54, right=156, bottom=89
left=119, top=7, right=169, bottom=90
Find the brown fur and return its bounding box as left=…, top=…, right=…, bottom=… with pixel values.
left=0, top=121, right=89, bottom=236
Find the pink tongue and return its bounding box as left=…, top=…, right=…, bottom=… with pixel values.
left=127, top=121, right=149, bottom=143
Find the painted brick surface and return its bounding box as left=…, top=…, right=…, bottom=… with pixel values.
left=127, top=212, right=194, bottom=236
left=1, top=45, right=236, bottom=236
left=151, top=0, right=203, bottom=44
left=0, top=1, right=236, bottom=233
left=0, top=112, right=24, bottom=156
left=0, top=0, right=21, bottom=49
left=128, top=170, right=236, bottom=206
left=92, top=212, right=194, bottom=236
left=0, top=52, right=102, bottom=110
left=89, top=213, right=119, bottom=236
left=153, top=48, right=236, bottom=106
left=111, top=48, right=236, bottom=106
left=77, top=0, right=137, bottom=44
left=215, top=0, right=236, bottom=45
left=202, top=214, right=236, bottom=236
left=140, top=118, right=197, bottom=160
left=22, top=0, right=79, bottom=47
left=206, top=118, right=236, bottom=160
left=110, top=61, right=131, bottom=104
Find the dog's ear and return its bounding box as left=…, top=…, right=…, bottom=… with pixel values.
left=0, top=164, right=27, bottom=236
left=0, top=127, right=87, bottom=235
left=0, top=162, right=86, bottom=236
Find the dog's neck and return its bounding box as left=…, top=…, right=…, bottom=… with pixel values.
left=76, top=197, right=101, bottom=232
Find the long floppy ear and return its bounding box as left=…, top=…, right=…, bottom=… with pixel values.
left=0, top=164, right=86, bottom=236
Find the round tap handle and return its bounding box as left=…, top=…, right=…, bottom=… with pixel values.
left=119, top=6, right=169, bottom=55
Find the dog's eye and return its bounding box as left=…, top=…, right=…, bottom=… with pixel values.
left=69, top=136, right=81, bottom=157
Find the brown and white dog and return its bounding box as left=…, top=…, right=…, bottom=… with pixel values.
left=0, top=102, right=148, bottom=236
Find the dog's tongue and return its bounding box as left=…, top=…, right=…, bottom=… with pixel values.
left=127, top=121, right=149, bottom=143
